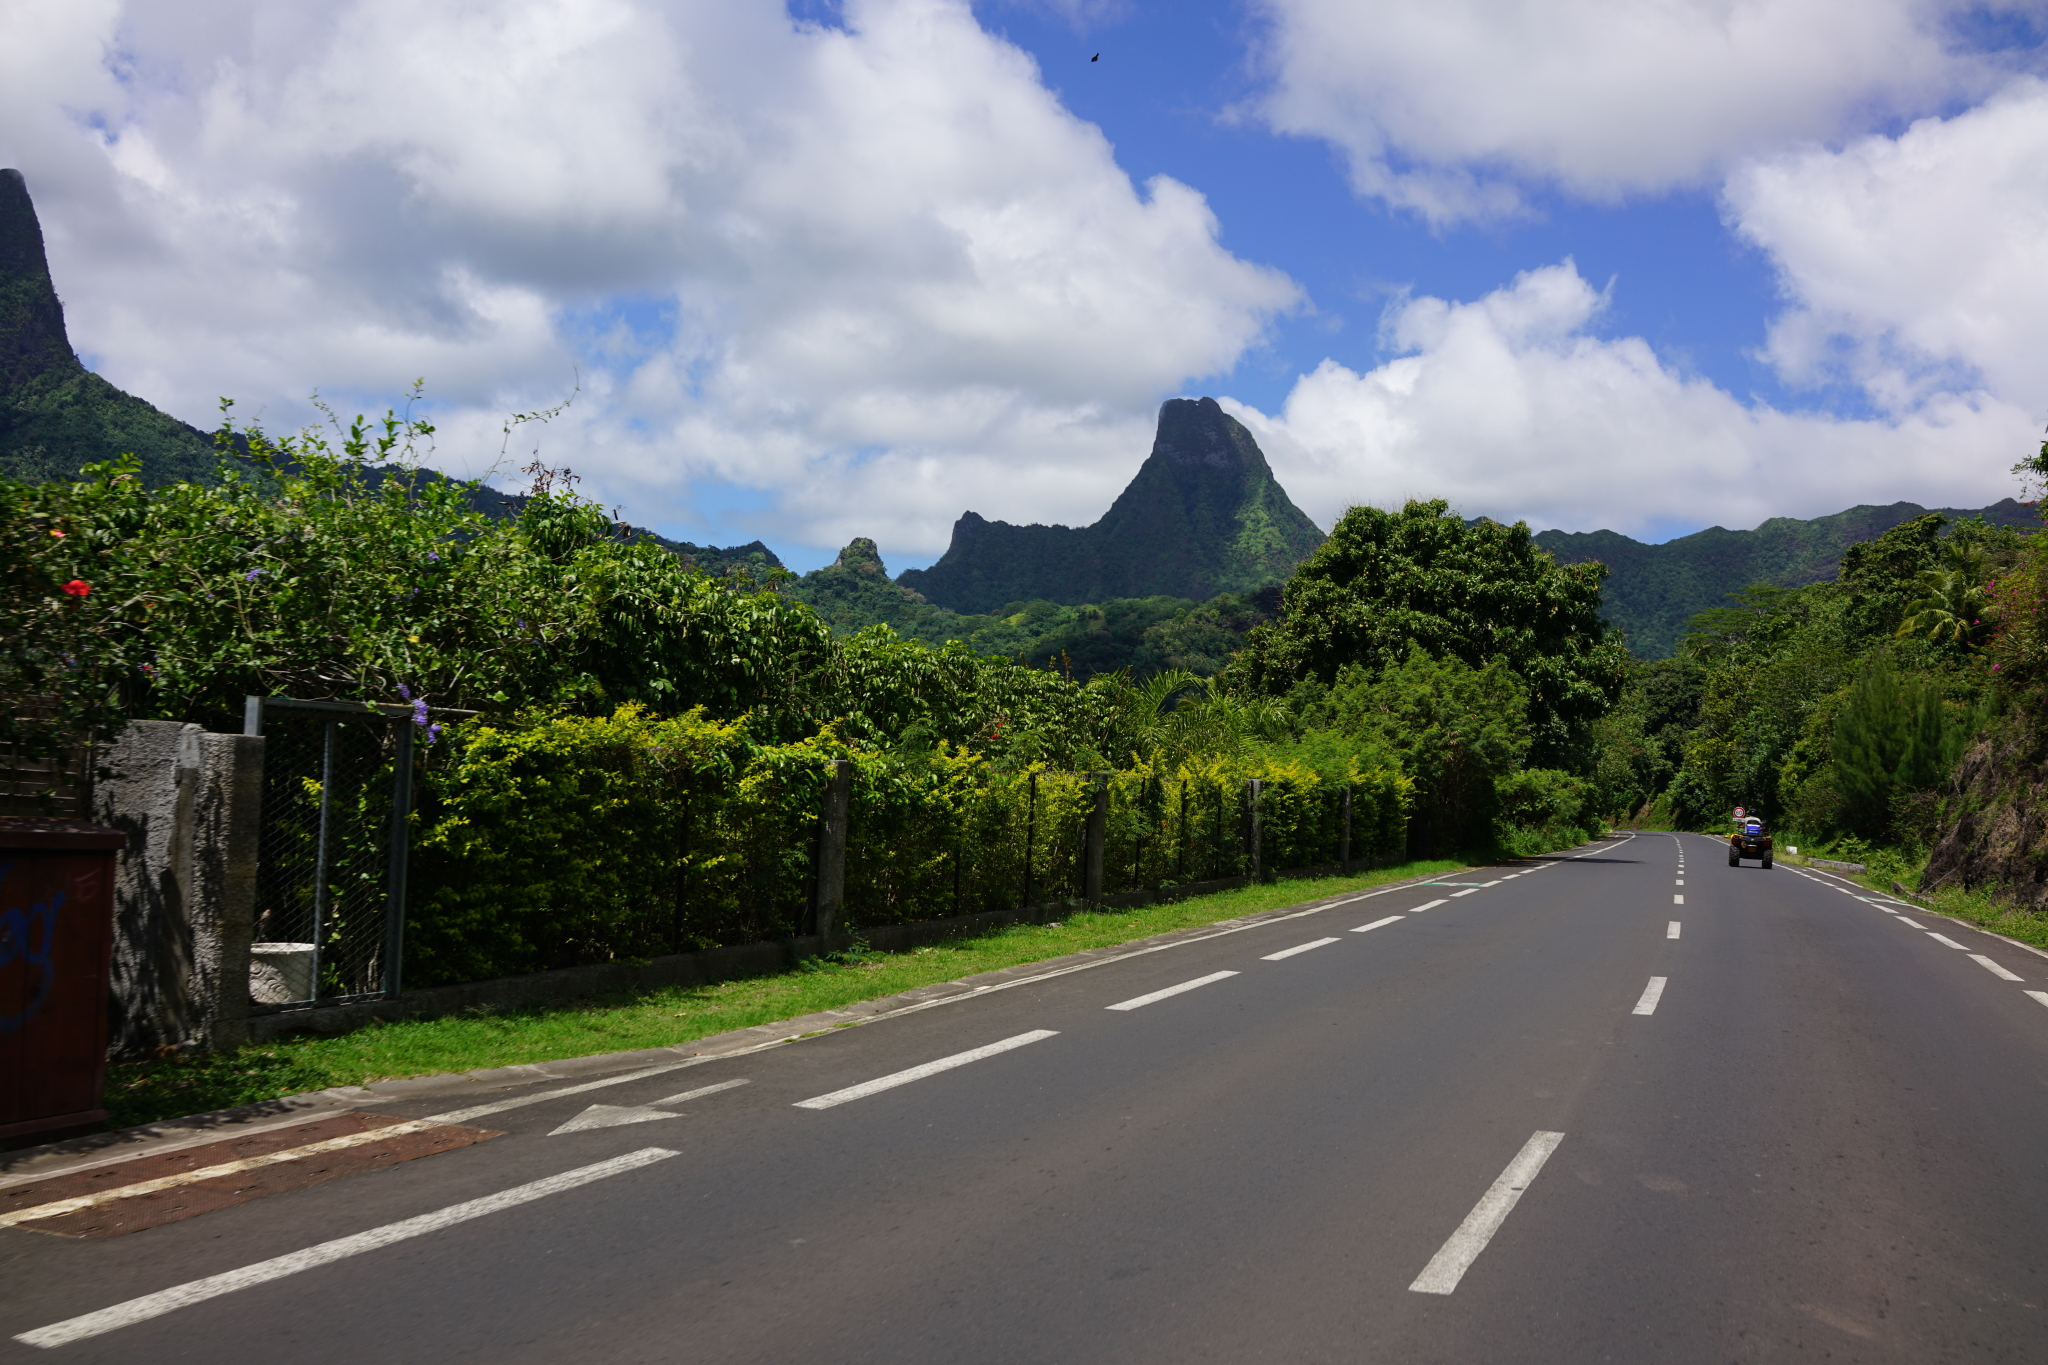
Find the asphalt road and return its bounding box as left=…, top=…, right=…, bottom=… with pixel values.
left=6, top=833, right=2048, bottom=1363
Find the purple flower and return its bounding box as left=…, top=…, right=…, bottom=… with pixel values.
left=426, top=552, right=440, bottom=562
left=397, top=683, right=412, bottom=701
left=424, top=723, right=443, bottom=744
left=411, top=698, right=429, bottom=726
left=244, top=567, right=264, bottom=582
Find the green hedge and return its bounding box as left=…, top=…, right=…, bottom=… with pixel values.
left=403, top=704, right=1414, bottom=987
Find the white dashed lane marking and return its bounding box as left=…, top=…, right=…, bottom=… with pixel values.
left=1929, top=934, right=1969, bottom=951
left=1105, top=972, right=1240, bottom=1012
left=1632, top=978, right=1668, bottom=1016
left=13, top=1148, right=680, bottom=1349
left=794, top=1031, right=1059, bottom=1110
left=1409, top=1131, right=1566, bottom=1295
left=1969, top=955, right=2024, bottom=982
left=1408, top=899, right=1448, bottom=913
left=1667, top=922, right=1681, bottom=939
left=1352, top=917, right=1404, bottom=934
left=1262, top=937, right=1341, bottom=962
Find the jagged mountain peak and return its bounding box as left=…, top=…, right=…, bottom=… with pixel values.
left=1149, top=396, right=1270, bottom=474
left=0, top=168, right=80, bottom=392
left=895, top=397, right=1324, bottom=614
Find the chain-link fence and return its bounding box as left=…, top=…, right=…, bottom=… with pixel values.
left=244, top=698, right=414, bottom=1010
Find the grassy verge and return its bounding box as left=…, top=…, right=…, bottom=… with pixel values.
left=1757, top=829, right=2048, bottom=954
left=104, top=858, right=1473, bottom=1130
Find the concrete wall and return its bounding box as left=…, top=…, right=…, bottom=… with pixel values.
left=94, top=722, right=263, bottom=1055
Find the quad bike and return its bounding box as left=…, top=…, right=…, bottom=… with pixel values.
left=1729, top=822, right=1773, bottom=868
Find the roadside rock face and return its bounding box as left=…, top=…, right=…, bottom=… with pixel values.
left=1922, top=718, right=2048, bottom=909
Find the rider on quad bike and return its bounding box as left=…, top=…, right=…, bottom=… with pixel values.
left=1730, top=817, right=1773, bottom=869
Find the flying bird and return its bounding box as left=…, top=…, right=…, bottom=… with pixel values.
left=1091, top=53, right=1100, bottom=61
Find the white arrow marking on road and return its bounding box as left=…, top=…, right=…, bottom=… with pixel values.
left=548, top=1104, right=690, bottom=1136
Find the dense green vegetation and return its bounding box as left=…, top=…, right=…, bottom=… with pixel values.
left=1591, top=511, right=2028, bottom=871
left=896, top=398, right=1323, bottom=613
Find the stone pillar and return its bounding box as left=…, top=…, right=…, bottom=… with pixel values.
left=93, top=721, right=263, bottom=1053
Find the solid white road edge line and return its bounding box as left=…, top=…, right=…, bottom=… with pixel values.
left=0, top=1119, right=452, bottom=1228
left=1969, top=954, right=2025, bottom=982
left=793, top=1031, right=1059, bottom=1110
left=1633, top=977, right=1668, bottom=1016
left=1352, top=916, right=1404, bottom=934
left=1408, top=1131, right=1566, bottom=1295
left=1262, top=937, right=1341, bottom=961
left=1105, top=972, right=1240, bottom=1011
left=13, top=1148, right=680, bottom=1349
left=1667, top=922, right=1681, bottom=939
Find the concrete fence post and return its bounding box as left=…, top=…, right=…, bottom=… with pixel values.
left=1082, top=772, right=1108, bottom=903
left=811, top=759, right=852, bottom=947
left=1246, top=778, right=1264, bottom=883
left=1340, top=785, right=1353, bottom=874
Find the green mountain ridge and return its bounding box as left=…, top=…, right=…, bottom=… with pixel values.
left=1537, top=500, right=2039, bottom=658
left=897, top=397, right=1325, bottom=612
left=786, top=535, right=1277, bottom=678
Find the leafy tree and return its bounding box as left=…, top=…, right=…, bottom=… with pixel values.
left=1307, top=645, right=1531, bottom=854
left=1221, top=500, right=1626, bottom=768
left=1832, top=659, right=1949, bottom=838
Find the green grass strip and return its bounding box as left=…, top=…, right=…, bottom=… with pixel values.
left=105, top=858, right=1472, bottom=1130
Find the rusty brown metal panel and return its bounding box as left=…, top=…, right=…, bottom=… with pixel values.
left=1, top=820, right=125, bottom=1146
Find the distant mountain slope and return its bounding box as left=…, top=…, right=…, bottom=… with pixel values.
left=0, top=167, right=778, bottom=576
left=1538, top=499, right=2039, bottom=657
left=788, top=535, right=1275, bottom=678
left=0, top=168, right=219, bottom=485
left=897, top=397, right=1324, bottom=614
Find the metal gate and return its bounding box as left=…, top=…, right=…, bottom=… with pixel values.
left=242, top=697, right=416, bottom=1010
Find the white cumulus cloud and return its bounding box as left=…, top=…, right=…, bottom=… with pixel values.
left=1, top=0, right=1296, bottom=558
left=1729, top=76, right=2048, bottom=415
left=1250, top=0, right=2025, bottom=220
left=1229, top=263, right=2034, bottom=539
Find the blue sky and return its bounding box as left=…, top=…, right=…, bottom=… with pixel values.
left=7, top=0, right=2046, bottom=572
